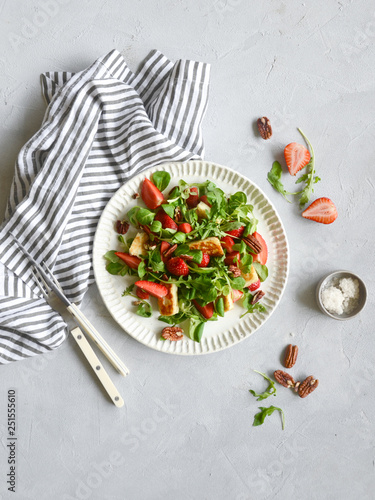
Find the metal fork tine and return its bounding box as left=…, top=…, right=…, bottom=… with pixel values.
left=42, top=262, right=64, bottom=293
left=30, top=267, right=50, bottom=301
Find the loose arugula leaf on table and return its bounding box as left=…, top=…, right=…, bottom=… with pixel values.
left=267, top=161, right=300, bottom=203
left=152, top=171, right=171, bottom=192
left=297, top=128, right=321, bottom=207
left=249, top=370, right=277, bottom=401
left=253, top=406, right=285, bottom=430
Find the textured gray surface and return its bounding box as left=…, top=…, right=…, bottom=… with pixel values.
left=0, top=1, right=374, bottom=499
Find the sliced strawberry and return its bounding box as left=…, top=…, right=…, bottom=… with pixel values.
left=199, top=195, right=212, bottom=207
left=160, top=241, right=171, bottom=262
left=141, top=178, right=164, bottom=210
left=155, top=209, right=178, bottom=230
left=179, top=222, right=192, bottom=233
left=115, top=252, right=141, bottom=269
left=232, top=289, right=244, bottom=302
left=284, top=142, right=311, bottom=176
left=166, top=257, right=189, bottom=276
left=224, top=251, right=240, bottom=266
left=135, top=287, right=150, bottom=300
left=197, top=253, right=210, bottom=268
left=192, top=300, right=215, bottom=319
left=134, top=280, right=168, bottom=298
left=252, top=232, right=268, bottom=265
left=186, top=187, right=199, bottom=208
left=226, top=226, right=245, bottom=238
left=220, top=235, right=235, bottom=253
left=302, top=197, right=338, bottom=225
left=248, top=279, right=261, bottom=292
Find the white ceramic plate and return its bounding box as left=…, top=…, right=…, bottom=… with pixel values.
left=93, top=161, right=289, bottom=355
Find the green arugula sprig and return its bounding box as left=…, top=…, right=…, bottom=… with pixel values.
left=253, top=406, right=285, bottom=430
left=121, top=284, right=152, bottom=318
left=249, top=370, right=277, bottom=401
left=267, top=128, right=320, bottom=208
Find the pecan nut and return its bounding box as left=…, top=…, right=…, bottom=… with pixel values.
left=163, top=244, right=177, bottom=260
left=174, top=206, right=182, bottom=222
left=298, top=376, right=319, bottom=398
left=161, top=326, right=184, bottom=341
left=284, top=344, right=298, bottom=368
left=257, top=117, right=272, bottom=140
left=228, top=265, right=241, bottom=277
left=242, top=235, right=262, bottom=254
left=115, top=220, right=129, bottom=235
left=132, top=192, right=140, bottom=199
left=274, top=370, right=295, bottom=388
left=251, top=290, right=265, bottom=305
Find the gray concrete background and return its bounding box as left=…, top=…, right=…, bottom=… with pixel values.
left=0, top=1, right=374, bottom=499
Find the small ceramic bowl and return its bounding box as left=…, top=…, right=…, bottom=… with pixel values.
left=316, top=270, right=367, bottom=320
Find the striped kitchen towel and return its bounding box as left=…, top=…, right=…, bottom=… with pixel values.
left=0, top=49, right=210, bottom=364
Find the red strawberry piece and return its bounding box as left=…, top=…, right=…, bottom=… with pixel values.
left=179, top=222, right=192, bottom=233
left=252, top=232, right=268, bottom=265
left=199, top=195, right=212, bottom=207
left=136, top=287, right=150, bottom=300
left=115, top=252, right=141, bottom=269
left=248, top=279, right=261, bottom=292
left=197, top=253, right=210, bottom=268
left=224, top=251, right=241, bottom=266
left=155, top=209, right=178, bottom=230
left=141, top=178, right=164, bottom=210
left=192, top=300, right=215, bottom=319
left=160, top=241, right=171, bottom=262
left=284, top=142, right=311, bottom=176
left=220, top=235, right=235, bottom=253
left=232, top=289, right=244, bottom=302
left=134, top=280, right=168, bottom=298
left=226, top=226, right=245, bottom=238
left=166, top=257, right=189, bottom=276
left=186, top=187, right=199, bottom=208
left=302, top=197, right=338, bottom=225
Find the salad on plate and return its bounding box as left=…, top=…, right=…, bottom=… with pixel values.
left=104, top=171, right=269, bottom=343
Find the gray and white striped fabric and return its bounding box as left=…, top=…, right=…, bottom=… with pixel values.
left=0, top=49, right=210, bottom=364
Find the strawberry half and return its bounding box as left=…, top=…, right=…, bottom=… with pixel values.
left=115, top=252, right=141, bottom=269
left=186, top=187, right=199, bottom=208
left=192, top=300, right=214, bottom=319
left=141, top=178, right=164, bottom=210
left=197, top=253, right=210, bottom=268
left=166, top=257, right=189, bottom=276
left=136, top=287, right=150, bottom=300
left=226, top=226, right=245, bottom=238
left=284, top=142, right=311, bottom=176
left=232, top=289, right=244, bottom=302
left=224, top=251, right=240, bottom=266
left=252, top=232, right=268, bottom=265
left=248, top=279, right=261, bottom=292
left=134, top=280, right=168, bottom=298
left=220, top=235, right=235, bottom=253
left=302, top=197, right=338, bottom=224
left=179, top=222, right=192, bottom=233
left=155, top=209, right=178, bottom=230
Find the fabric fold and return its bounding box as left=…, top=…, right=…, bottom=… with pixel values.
left=0, top=49, right=210, bottom=365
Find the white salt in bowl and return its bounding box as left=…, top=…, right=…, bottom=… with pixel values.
left=316, top=271, right=367, bottom=320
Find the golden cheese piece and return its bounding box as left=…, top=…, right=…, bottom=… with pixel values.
left=158, top=283, right=179, bottom=316
left=188, top=237, right=224, bottom=257
left=129, top=232, right=149, bottom=257
left=241, top=265, right=259, bottom=287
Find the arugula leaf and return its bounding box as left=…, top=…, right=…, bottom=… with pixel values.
left=253, top=262, right=268, bottom=282
left=172, top=232, right=186, bottom=244
left=136, top=208, right=155, bottom=226
left=137, top=260, right=147, bottom=279
left=161, top=204, right=175, bottom=218
left=136, top=302, right=152, bottom=318
left=127, top=207, right=140, bottom=226
left=121, top=284, right=135, bottom=296
left=249, top=370, right=277, bottom=401
left=253, top=406, right=285, bottom=430
left=149, top=220, right=162, bottom=233
left=297, top=128, right=320, bottom=207
left=267, top=161, right=300, bottom=202
left=187, top=318, right=205, bottom=343
left=228, top=191, right=247, bottom=213
left=152, top=171, right=171, bottom=192
left=104, top=251, right=128, bottom=275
